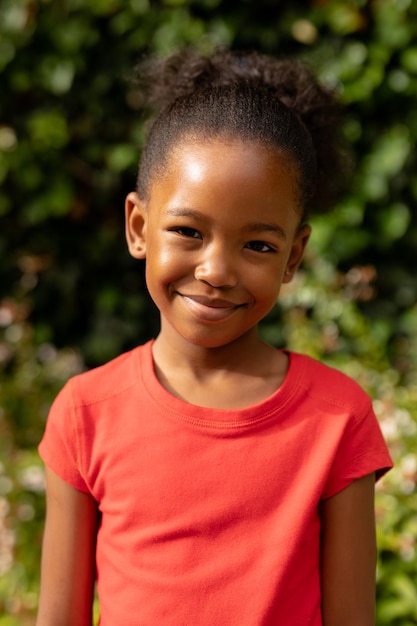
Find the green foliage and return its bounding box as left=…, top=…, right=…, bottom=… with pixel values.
left=1, top=0, right=416, bottom=623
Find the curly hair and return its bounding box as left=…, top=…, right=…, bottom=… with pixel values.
left=133, top=48, right=349, bottom=219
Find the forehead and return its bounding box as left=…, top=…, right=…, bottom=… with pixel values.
left=150, top=137, right=300, bottom=210
left=148, top=139, right=300, bottom=227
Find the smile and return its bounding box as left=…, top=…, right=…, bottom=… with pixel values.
left=180, top=294, right=244, bottom=322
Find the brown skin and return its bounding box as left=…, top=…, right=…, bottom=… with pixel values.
left=36, top=468, right=98, bottom=626
left=37, top=138, right=377, bottom=625
left=126, top=140, right=310, bottom=408
left=320, top=473, right=377, bottom=626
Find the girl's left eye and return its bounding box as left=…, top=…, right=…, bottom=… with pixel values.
left=245, top=240, right=275, bottom=253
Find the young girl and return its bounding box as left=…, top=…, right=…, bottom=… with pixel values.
left=37, top=48, right=392, bottom=626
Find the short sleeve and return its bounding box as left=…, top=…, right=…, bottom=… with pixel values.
left=38, top=380, right=90, bottom=493
left=321, top=403, right=393, bottom=499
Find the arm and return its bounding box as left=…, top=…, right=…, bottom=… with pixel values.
left=320, top=472, right=377, bottom=626
left=36, top=467, right=98, bottom=626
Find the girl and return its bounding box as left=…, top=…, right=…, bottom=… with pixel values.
left=37, top=48, right=392, bottom=626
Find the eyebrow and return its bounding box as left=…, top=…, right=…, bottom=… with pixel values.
left=244, top=221, right=288, bottom=240
left=166, top=208, right=203, bottom=219
left=166, top=208, right=288, bottom=241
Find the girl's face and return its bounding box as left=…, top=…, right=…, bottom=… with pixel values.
left=126, top=138, right=310, bottom=350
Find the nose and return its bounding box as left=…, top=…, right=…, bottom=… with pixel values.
left=194, top=242, right=238, bottom=288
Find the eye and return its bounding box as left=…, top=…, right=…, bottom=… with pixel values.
left=245, top=240, right=276, bottom=253
left=171, top=227, right=201, bottom=239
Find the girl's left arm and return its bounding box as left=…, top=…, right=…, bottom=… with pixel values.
left=320, top=472, right=377, bottom=626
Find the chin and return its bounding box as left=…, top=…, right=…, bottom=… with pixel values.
left=182, top=328, right=254, bottom=350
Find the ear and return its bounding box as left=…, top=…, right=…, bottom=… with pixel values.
left=283, top=224, right=311, bottom=283
left=125, top=191, right=147, bottom=259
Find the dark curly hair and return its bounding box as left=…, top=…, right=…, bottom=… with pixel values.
left=133, top=48, right=348, bottom=219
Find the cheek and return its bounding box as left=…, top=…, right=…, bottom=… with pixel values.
left=158, top=246, right=182, bottom=271
left=249, top=263, right=285, bottom=294
left=146, top=242, right=185, bottom=287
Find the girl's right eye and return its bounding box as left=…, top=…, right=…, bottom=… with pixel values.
left=171, top=227, right=201, bottom=239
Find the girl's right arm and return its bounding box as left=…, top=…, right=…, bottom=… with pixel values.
left=36, top=467, right=98, bottom=626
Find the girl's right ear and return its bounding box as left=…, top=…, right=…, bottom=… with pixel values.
left=125, top=191, right=147, bottom=259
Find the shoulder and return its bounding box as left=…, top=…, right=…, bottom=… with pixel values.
left=288, top=352, right=372, bottom=415
left=61, top=342, right=151, bottom=409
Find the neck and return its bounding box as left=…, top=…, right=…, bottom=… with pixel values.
left=152, top=323, right=276, bottom=379
left=150, top=324, right=288, bottom=409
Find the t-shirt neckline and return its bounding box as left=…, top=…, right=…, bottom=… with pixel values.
left=137, top=340, right=303, bottom=429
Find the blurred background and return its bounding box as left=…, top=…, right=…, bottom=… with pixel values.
left=0, top=0, right=416, bottom=623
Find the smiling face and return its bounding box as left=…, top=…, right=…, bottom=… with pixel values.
left=126, top=138, right=310, bottom=351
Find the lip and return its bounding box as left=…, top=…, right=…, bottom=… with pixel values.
left=180, top=294, right=244, bottom=321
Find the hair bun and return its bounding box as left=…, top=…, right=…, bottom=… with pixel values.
left=134, top=47, right=350, bottom=214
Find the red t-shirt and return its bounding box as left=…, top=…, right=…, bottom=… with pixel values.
left=39, top=341, right=392, bottom=625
